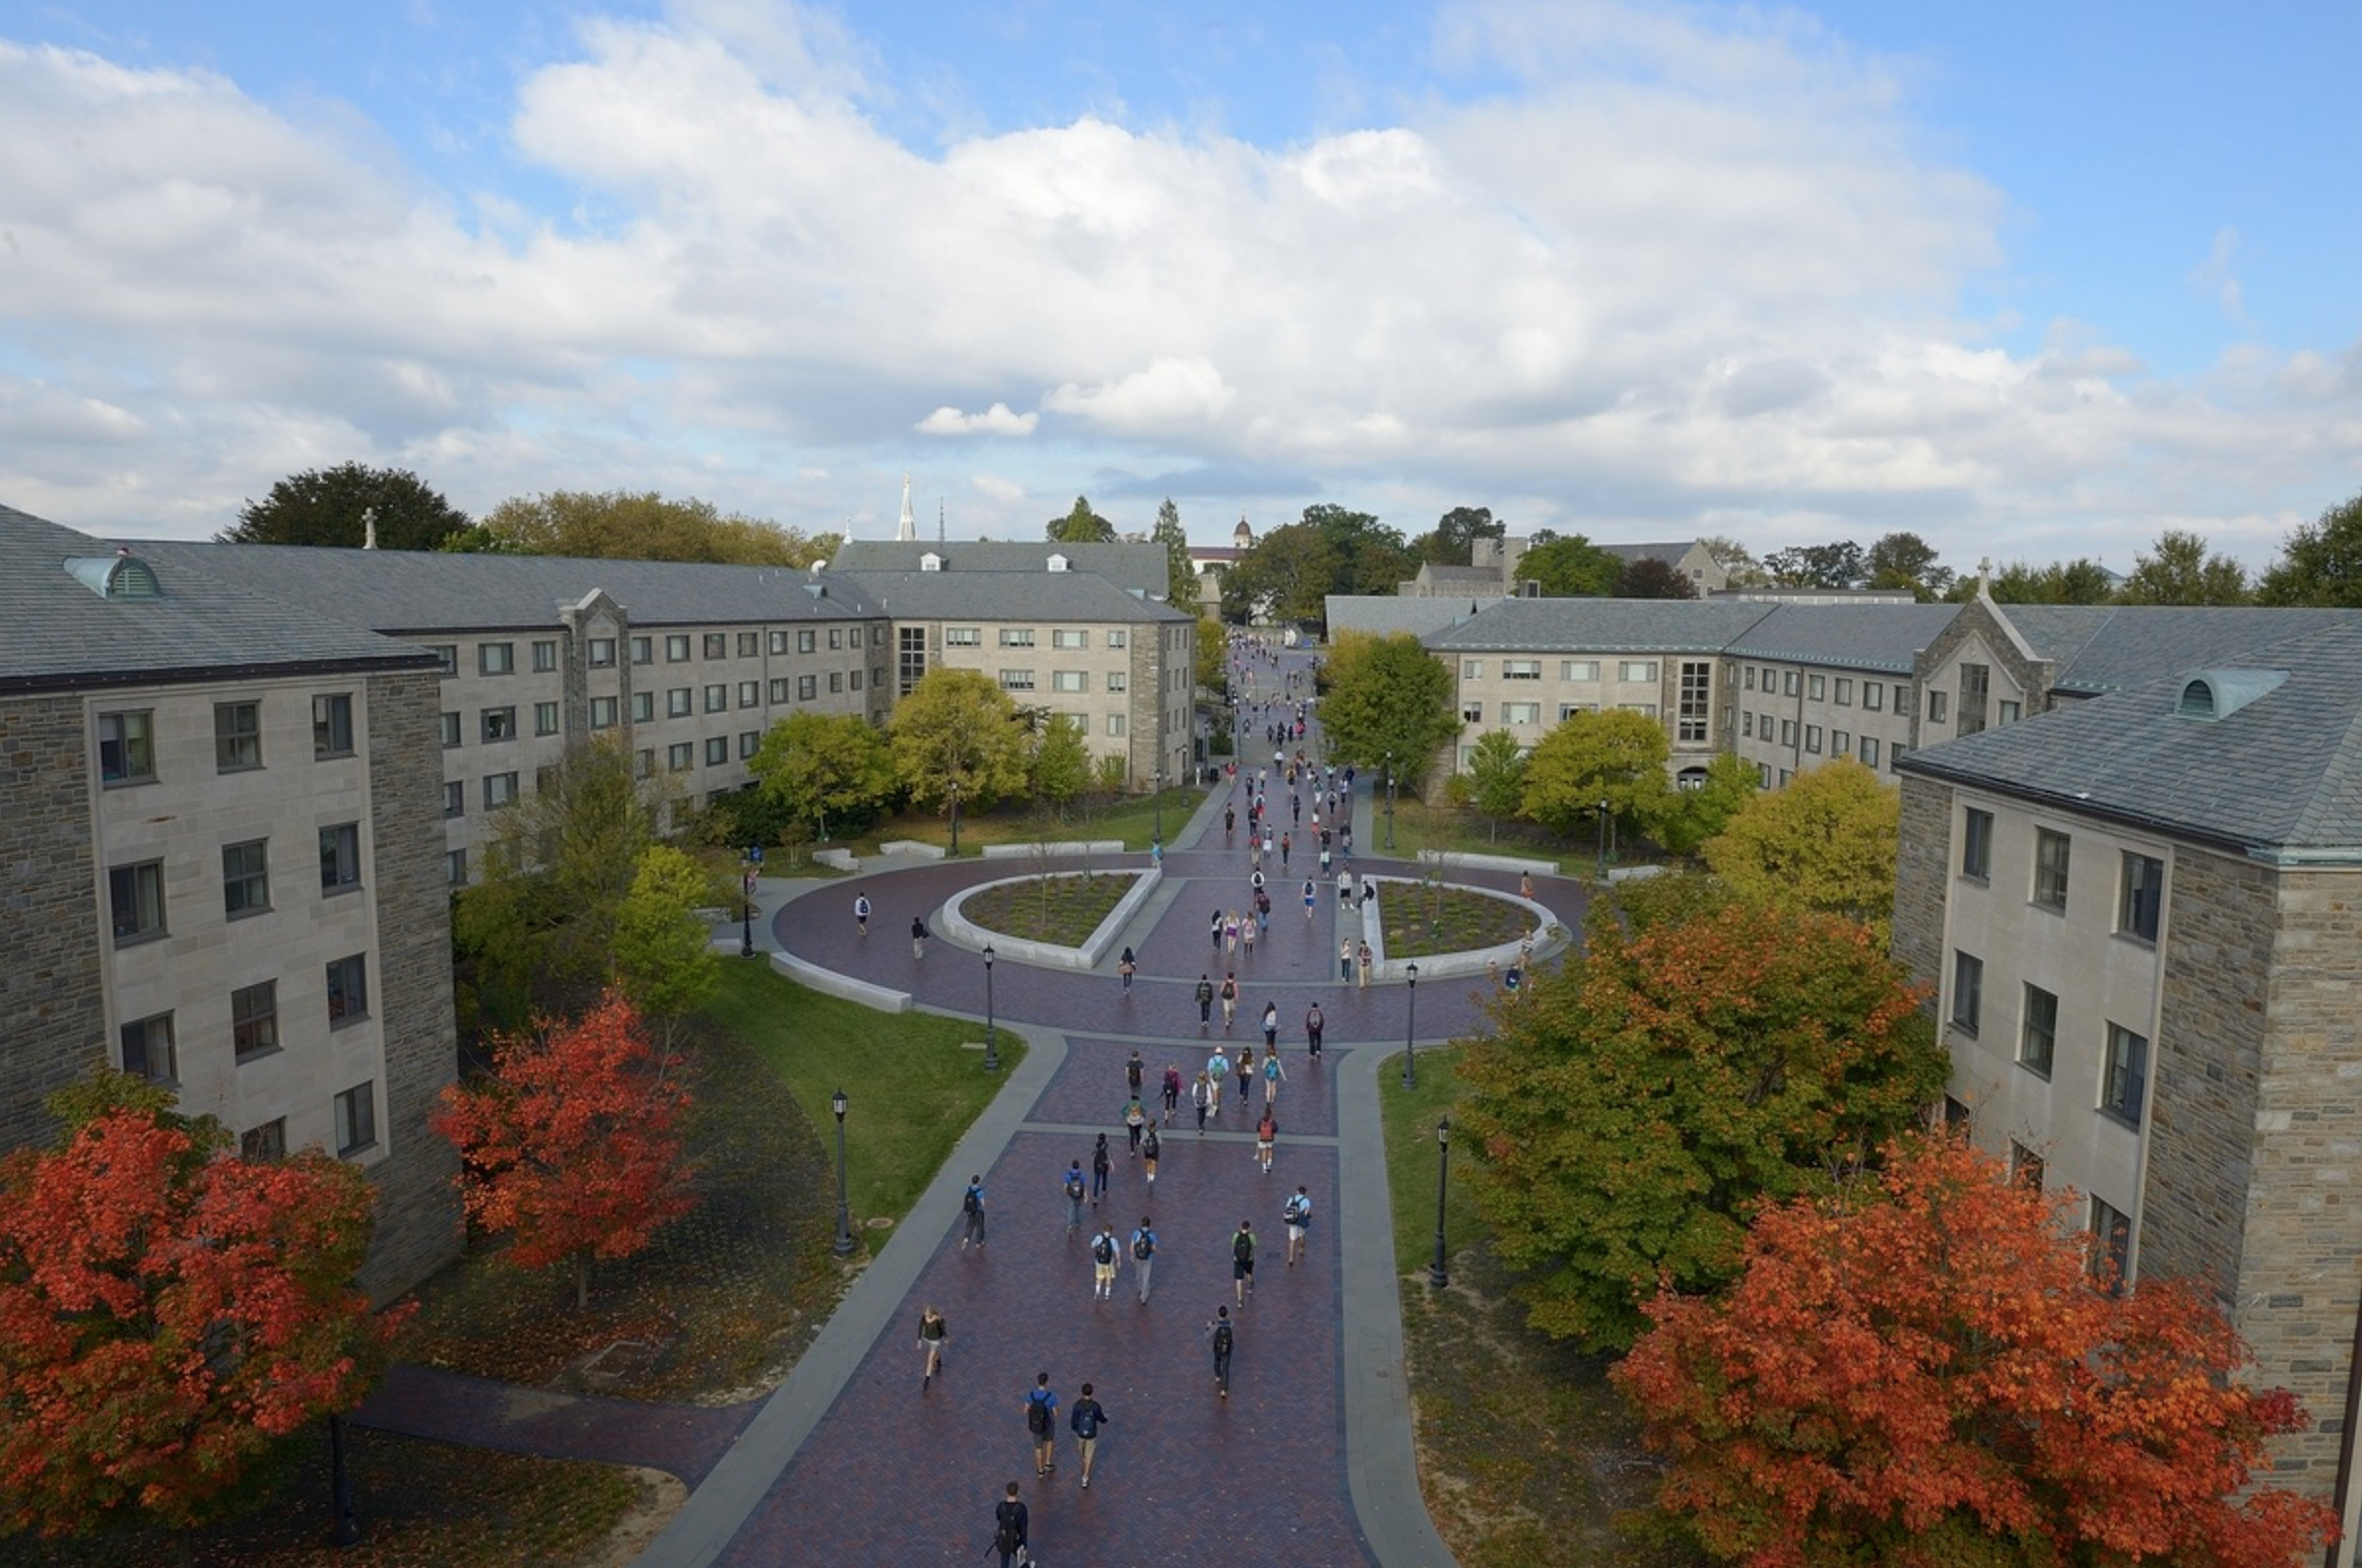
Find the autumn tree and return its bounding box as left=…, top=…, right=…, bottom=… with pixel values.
left=1703, top=757, right=1899, bottom=943
left=1615, top=1133, right=2336, bottom=1568
left=612, top=844, right=725, bottom=1029
left=2119, top=528, right=2252, bottom=605
left=1659, top=750, right=1758, bottom=856
left=1615, top=555, right=1699, bottom=599
left=750, top=708, right=898, bottom=840
left=1517, top=534, right=1623, bottom=597
left=1311, top=630, right=1461, bottom=790
left=1460, top=729, right=1529, bottom=841
left=1519, top=707, right=1674, bottom=842
left=432, top=992, right=695, bottom=1310
left=1029, top=712, right=1094, bottom=809
left=888, top=667, right=1031, bottom=813
left=1047, top=494, right=1116, bottom=544
left=222, top=462, right=470, bottom=550
left=1456, top=899, right=1943, bottom=1348
left=2258, top=490, right=2362, bottom=607
left=1151, top=497, right=1197, bottom=608
left=467, top=490, right=835, bottom=565
left=0, top=1074, right=398, bottom=1538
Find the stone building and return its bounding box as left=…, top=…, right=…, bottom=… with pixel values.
left=0, top=504, right=461, bottom=1298
left=1893, top=619, right=2362, bottom=1560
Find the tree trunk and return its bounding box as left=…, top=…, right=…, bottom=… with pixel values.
left=574, top=1253, right=590, bottom=1311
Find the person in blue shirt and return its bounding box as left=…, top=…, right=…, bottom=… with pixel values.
left=1062, top=1160, right=1086, bottom=1232
left=1130, top=1216, right=1158, bottom=1302
left=1023, top=1373, right=1060, bottom=1476
left=959, top=1175, right=986, bottom=1251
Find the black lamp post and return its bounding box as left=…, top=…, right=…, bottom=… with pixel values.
left=327, top=1411, right=360, bottom=1544
left=982, top=945, right=1000, bottom=1073
left=1401, top=961, right=1418, bottom=1090
left=1596, top=798, right=1610, bottom=879
left=1428, top=1117, right=1452, bottom=1289
left=830, top=1088, right=856, bottom=1256
left=1154, top=762, right=1165, bottom=845
left=740, top=846, right=757, bottom=958
left=1385, top=752, right=1397, bottom=851
left=949, top=778, right=962, bottom=857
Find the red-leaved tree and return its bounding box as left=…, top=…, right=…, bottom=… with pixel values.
left=0, top=1086, right=397, bottom=1537
left=432, top=990, right=695, bottom=1308
left=1614, top=1133, right=2337, bottom=1568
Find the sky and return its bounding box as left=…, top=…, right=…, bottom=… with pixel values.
left=2, top=0, right=2356, bottom=572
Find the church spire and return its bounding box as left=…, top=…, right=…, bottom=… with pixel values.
left=897, top=472, right=917, bottom=542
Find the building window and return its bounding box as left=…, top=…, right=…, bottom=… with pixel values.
left=1928, top=689, right=1949, bottom=725
left=1863, top=683, right=1884, bottom=712
left=1807, top=674, right=1826, bottom=700
left=121, top=1013, right=176, bottom=1083
left=109, top=860, right=166, bottom=944
left=1962, top=808, right=1993, bottom=880
left=1502, top=660, right=1542, bottom=681
left=1462, top=659, right=1484, bottom=680
left=547, top=700, right=572, bottom=734
left=310, top=694, right=356, bottom=758
left=1107, top=713, right=1127, bottom=737
left=428, top=644, right=458, bottom=678
left=2009, top=1142, right=2044, bottom=1191
left=1997, top=699, right=2021, bottom=725
left=447, top=848, right=467, bottom=885
left=334, top=1082, right=377, bottom=1156
left=829, top=628, right=843, bottom=651
left=1831, top=729, right=1851, bottom=755
left=1000, top=628, right=1036, bottom=648
left=634, top=749, right=655, bottom=779
left=1950, top=950, right=1982, bottom=1035
left=798, top=675, right=818, bottom=701
left=702, top=737, right=727, bottom=765
left=439, top=711, right=462, bottom=749
left=1833, top=678, right=1852, bottom=706
left=760, top=678, right=783, bottom=705
left=1620, top=661, right=1659, bottom=683
left=668, top=687, right=692, bottom=718
left=738, top=631, right=758, bottom=658
left=2090, top=1197, right=2132, bottom=1293
left=1859, top=737, right=1880, bottom=768
left=703, top=632, right=728, bottom=659
left=1782, top=670, right=1800, bottom=696
left=1892, top=684, right=1911, bottom=714
left=739, top=731, right=760, bottom=759
left=319, top=822, right=361, bottom=892
left=1740, top=711, right=1754, bottom=739
left=1053, top=629, right=1087, bottom=649
left=1000, top=670, right=1036, bottom=692
left=945, top=626, right=979, bottom=647
left=630, top=635, right=653, bottom=666
left=326, top=954, right=367, bottom=1026
left=1677, top=662, right=1711, bottom=743
left=1559, top=659, right=1599, bottom=682
left=1780, top=719, right=1798, bottom=746
left=668, top=743, right=693, bottom=772
left=2102, top=1025, right=2148, bottom=1127
left=1957, top=663, right=1989, bottom=736
left=481, top=707, right=517, bottom=744
left=2033, top=828, right=2070, bottom=912
left=534, top=639, right=559, bottom=673
left=828, top=672, right=843, bottom=693
left=479, top=642, right=515, bottom=676
left=1107, top=629, right=1127, bottom=649
left=1051, top=670, right=1086, bottom=693
left=588, top=637, right=617, bottom=668
left=739, top=681, right=759, bottom=708
left=798, top=629, right=817, bottom=654
left=1106, top=671, right=1128, bottom=692
left=1804, top=725, right=1822, bottom=754
left=2019, top=984, right=2057, bottom=1077
left=2119, top=853, right=2165, bottom=943
left=1742, top=666, right=1756, bottom=691
left=703, top=685, right=727, bottom=713
left=215, top=702, right=263, bottom=771
left=625, top=690, right=650, bottom=723
left=761, top=629, right=785, bottom=656
left=223, top=839, right=271, bottom=917
left=1499, top=702, right=1539, bottom=725
left=97, top=710, right=158, bottom=784
left=241, top=1119, right=287, bottom=1162
left=667, top=634, right=690, bottom=662
left=231, top=980, right=279, bottom=1060
left=486, top=772, right=520, bottom=809
left=443, top=781, right=464, bottom=818
left=1890, top=744, right=1908, bottom=769
left=1462, top=702, right=1484, bottom=725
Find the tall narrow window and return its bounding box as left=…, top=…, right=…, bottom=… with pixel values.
left=2033, top=828, right=2071, bottom=912
left=2090, top=1197, right=2132, bottom=1293
left=1949, top=950, right=1983, bottom=1035
left=109, top=861, right=166, bottom=944
left=1961, top=808, right=1993, bottom=880
left=334, top=1082, right=377, bottom=1155
left=2119, top=853, right=2165, bottom=942
left=2018, top=984, right=2057, bottom=1077
left=319, top=823, right=361, bottom=892
left=231, top=980, right=279, bottom=1060
left=1957, top=663, right=1990, bottom=736
left=98, top=710, right=157, bottom=783
left=312, top=693, right=355, bottom=757
left=2102, top=1025, right=2148, bottom=1127
left=215, top=701, right=263, bottom=771
left=223, top=839, right=271, bottom=917
left=326, top=954, right=368, bottom=1026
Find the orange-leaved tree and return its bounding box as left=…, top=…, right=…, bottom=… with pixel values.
left=432, top=990, right=695, bottom=1309
left=1614, top=1133, right=2337, bottom=1568
left=0, top=1074, right=398, bottom=1538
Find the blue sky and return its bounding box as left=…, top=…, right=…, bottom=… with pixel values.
left=3, top=0, right=2355, bottom=570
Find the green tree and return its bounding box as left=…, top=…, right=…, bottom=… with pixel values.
left=1314, top=631, right=1461, bottom=791
left=1702, top=756, right=1899, bottom=943
left=1517, top=535, right=1623, bottom=597
left=1659, top=751, right=1758, bottom=856
left=468, top=490, right=835, bottom=565
left=1615, top=556, right=1699, bottom=599
left=1982, top=557, right=2117, bottom=604
left=1864, top=531, right=1953, bottom=599
left=612, top=844, right=725, bottom=1028
left=2258, top=490, right=2362, bottom=607
left=1411, top=505, right=1504, bottom=566
left=1461, top=729, right=1530, bottom=842
left=1221, top=520, right=1339, bottom=625
left=1151, top=497, right=1197, bottom=607
left=1304, top=502, right=1414, bottom=596
left=1195, top=617, right=1228, bottom=693
left=749, top=709, right=897, bottom=839
left=1048, top=494, right=1116, bottom=544
left=2119, top=528, right=2252, bottom=605
left=888, top=668, right=1031, bottom=812
left=1764, top=540, right=1866, bottom=589
left=221, top=462, right=470, bottom=550
left=1029, top=712, right=1093, bottom=809
left=1456, top=897, right=1945, bottom=1348
left=1519, top=708, right=1674, bottom=840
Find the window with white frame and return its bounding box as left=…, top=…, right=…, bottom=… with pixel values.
left=1621, top=661, right=1659, bottom=683
left=484, top=772, right=519, bottom=809
left=1052, top=671, right=1086, bottom=692
left=1462, top=701, right=1483, bottom=724
left=1561, top=659, right=1599, bottom=682
left=1053, top=629, right=1087, bottom=649
left=1106, top=671, right=1127, bottom=692
left=480, top=642, right=515, bottom=676
left=1502, top=660, right=1541, bottom=681
left=1000, top=628, right=1036, bottom=647
left=1462, top=659, right=1484, bottom=680
left=1001, top=670, right=1036, bottom=691
left=1106, top=713, right=1127, bottom=736
left=946, top=626, right=980, bottom=646
left=1502, top=702, right=1541, bottom=725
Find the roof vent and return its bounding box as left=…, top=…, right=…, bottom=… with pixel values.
left=2177, top=669, right=2287, bottom=721
left=1047, top=553, right=1070, bottom=572
left=67, top=548, right=162, bottom=600
left=920, top=552, right=943, bottom=572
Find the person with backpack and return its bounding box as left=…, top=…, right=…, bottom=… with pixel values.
left=853, top=892, right=870, bottom=936
left=1231, top=1218, right=1257, bottom=1305
left=1054, top=1158, right=1084, bottom=1232
left=917, top=1304, right=949, bottom=1390
left=1303, top=878, right=1317, bottom=920
left=1124, top=1097, right=1147, bottom=1155
left=1119, top=948, right=1137, bottom=993
left=1236, top=1046, right=1255, bottom=1111
left=1130, top=1214, right=1158, bottom=1301
left=1304, top=1003, right=1325, bottom=1062
left=990, top=1481, right=1029, bottom=1568
left=1206, top=1048, right=1229, bottom=1115
left=1260, top=1003, right=1279, bottom=1052
left=1090, top=1134, right=1112, bottom=1208
left=1023, top=1374, right=1059, bottom=1476
left=1091, top=1224, right=1120, bottom=1301
left=910, top=915, right=929, bottom=961
left=1218, top=973, right=1239, bottom=1033
left=1284, top=1186, right=1313, bottom=1265
left=960, top=1175, right=986, bottom=1251
left=1192, top=1072, right=1214, bottom=1136
left=1195, top=974, right=1214, bottom=1032
left=1263, top=1047, right=1287, bottom=1108
left=1141, top=1123, right=1160, bottom=1186
left=1069, top=1383, right=1110, bottom=1488
left=1207, top=1305, right=1236, bottom=1399
left=1256, top=1108, right=1278, bottom=1174
left=1161, top=1062, right=1182, bottom=1123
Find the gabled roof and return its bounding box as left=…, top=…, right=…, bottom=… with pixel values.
left=1326, top=594, right=1507, bottom=639
left=0, top=505, right=431, bottom=692
left=839, top=569, right=1194, bottom=624
left=1995, top=605, right=2362, bottom=694
left=1600, top=540, right=1702, bottom=566
left=1727, top=603, right=1962, bottom=673
left=1899, top=616, right=2362, bottom=862
left=1423, top=597, right=1775, bottom=653
left=831, top=539, right=1169, bottom=600
left=132, top=540, right=882, bottom=631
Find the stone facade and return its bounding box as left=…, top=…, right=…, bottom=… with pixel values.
left=0, top=694, right=107, bottom=1150
left=1890, top=775, right=1951, bottom=1021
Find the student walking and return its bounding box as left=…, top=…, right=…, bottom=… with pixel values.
left=1193, top=1072, right=1214, bottom=1135
left=918, top=1304, right=949, bottom=1389
left=1260, top=1003, right=1279, bottom=1051
left=1284, top=1186, right=1313, bottom=1264
left=1236, top=1047, right=1254, bottom=1110
left=1206, top=1050, right=1229, bottom=1116
left=1208, top=1306, right=1236, bottom=1399
left=1256, top=1109, right=1277, bottom=1173
left=1196, top=974, right=1214, bottom=1031
left=1130, top=1216, right=1158, bottom=1301
left=1119, top=947, right=1137, bottom=993
left=1224, top=911, right=1240, bottom=954
left=1304, top=1004, right=1325, bottom=1062
left=1241, top=915, right=1257, bottom=958
left=1090, top=1135, right=1111, bottom=1208
left=1303, top=878, right=1317, bottom=919
left=1070, top=1384, right=1110, bottom=1488
left=1357, top=940, right=1374, bottom=989
left=1023, top=1375, right=1059, bottom=1476
left=911, top=915, right=930, bottom=960
left=854, top=892, right=871, bottom=936
left=1161, top=1062, right=1182, bottom=1123
left=1124, top=1098, right=1148, bottom=1154
left=1219, top=973, right=1239, bottom=1032
left=1280, top=830, right=1292, bottom=868
left=1091, top=1224, right=1120, bottom=1301
left=1126, top=1048, right=1145, bottom=1099
left=1063, top=1161, right=1086, bottom=1232
left=1232, top=1219, right=1257, bottom=1305
left=960, top=1175, right=987, bottom=1251
left=1263, top=1047, right=1287, bottom=1108
left=991, top=1482, right=1029, bottom=1568
left=1340, top=938, right=1354, bottom=982
left=1211, top=909, right=1223, bottom=951
left=1142, top=1124, right=1160, bottom=1186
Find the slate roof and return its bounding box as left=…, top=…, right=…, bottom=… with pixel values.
left=831, top=540, right=1171, bottom=600
left=1899, top=616, right=2362, bottom=861
left=129, top=540, right=881, bottom=632
left=0, top=505, right=431, bottom=693
left=1726, top=603, right=1962, bottom=673
left=1325, top=595, right=1506, bottom=639
left=1423, top=597, right=1775, bottom=653
left=838, top=569, right=1194, bottom=624
left=1600, top=541, right=1700, bottom=566
left=2001, top=605, right=2362, bottom=694
left=1418, top=564, right=1504, bottom=584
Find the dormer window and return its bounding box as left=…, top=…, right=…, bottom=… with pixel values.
left=2177, top=669, right=2288, bottom=721
left=920, top=553, right=943, bottom=572
left=67, top=549, right=162, bottom=600
left=1047, top=554, right=1070, bottom=573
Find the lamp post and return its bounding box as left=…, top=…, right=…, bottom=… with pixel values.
left=1385, top=751, right=1396, bottom=851
left=1401, top=961, right=1419, bottom=1090
left=1596, top=798, right=1610, bottom=880
left=740, top=857, right=755, bottom=959
left=1154, top=762, right=1165, bottom=845
left=1428, top=1117, right=1452, bottom=1289
left=949, top=778, right=962, bottom=857
left=327, top=1411, right=360, bottom=1544
left=830, top=1088, right=856, bottom=1256
left=982, top=945, right=1000, bottom=1073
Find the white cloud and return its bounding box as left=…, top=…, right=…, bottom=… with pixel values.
left=2188, top=227, right=2253, bottom=329
left=917, top=402, right=1039, bottom=436
left=1045, top=358, right=1237, bottom=432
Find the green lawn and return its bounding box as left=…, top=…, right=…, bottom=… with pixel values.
left=827, top=786, right=1201, bottom=858
left=1381, top=884, right=1537, bottom=959
left=701, top=963, right=1020, bottom=1257
left=1382, top=798, right=1579, bottom=873
left=963, top=871, right=1140, bottom=946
